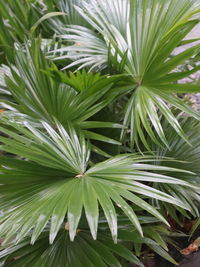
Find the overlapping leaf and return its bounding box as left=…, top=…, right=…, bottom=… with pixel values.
left=121, top=86, right=200, bottom=150
left=0, top=230, right=143, bottom=267
left=1, top=41, right=126, bottom=145
left=0, top=117, right=196, bottom=246
left=43, top=0, right=91, bottom=34
left=55, top=0, right=200, bottom=81
left=0, top=1, right=200, bottom=265
left=0, top=0, right=43, bottom=62
left=0, top=215, right=177, bottom=266
left=0, top=221, right=178, bottom=267
left=148, top=116, right=200, bottom=221
left=52, top=0, right=200, bottom=147
left=118, top=227, right=177, bottom=265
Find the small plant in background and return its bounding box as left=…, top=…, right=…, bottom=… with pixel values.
left=0, top=0, right=200, bottom=266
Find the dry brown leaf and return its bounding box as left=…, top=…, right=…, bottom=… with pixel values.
left=180, top=237, right=200, bottom=255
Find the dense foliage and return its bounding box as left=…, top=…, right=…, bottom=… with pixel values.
left=0, top=0, right=200, bottom=266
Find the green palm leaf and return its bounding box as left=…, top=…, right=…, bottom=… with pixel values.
left=53, top=0, right=200, bottom=147
left=44, top=0, right=91, bottom=34
left=0, top=117, right=195, bottom=245
left=57, top=0, right=200, bottom=79
left=0, top=0, right=43, bottom=62
left=118, top=227, right=177, bottom=265
left=0, top=230, right=144, bottom=267
left=1, top=1, right=200, bottom=265
left=148, top=116, right=200, bottom=221
left=2, top=41, right=126, bottom=146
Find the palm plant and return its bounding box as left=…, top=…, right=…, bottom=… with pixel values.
left=0, top=0, right=200, bottom=266
left=149, top=115, right=200, bottom=222
left=52, top=0, right=200, bottom=149
left=44, top=0, right=91, bottom=33
left=0, top=0, right=44, bottom=63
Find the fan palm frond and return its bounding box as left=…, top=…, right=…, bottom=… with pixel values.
left=46, top=0, right=91, bottom=31
left=1, top=41, right=126, bottom=146
left=0, top=220, right=177, bottom=267
left=0, top=230, right=144, bottom=267
left=148, top=116, right=200, bottom=221
left=0, top=116, right=195, bottom=245
left=52, top=0, right=200, bottom=148
left=0, top=0, right=43, bottom=62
